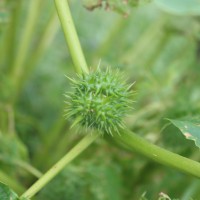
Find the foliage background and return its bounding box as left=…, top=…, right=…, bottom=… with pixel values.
left=0, top=0, right=200, bottom=199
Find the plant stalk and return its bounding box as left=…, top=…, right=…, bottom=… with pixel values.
left=11, top=0, right=41, bottom=85
left=54, top=0, right=89, bottom=75
left=14, top=160, right=43, bottom=178
left=115, top=130, right=200, bottom=178
left=20, top=133, right=98, bottom=199
left=16, top=10, right=59, bottom=97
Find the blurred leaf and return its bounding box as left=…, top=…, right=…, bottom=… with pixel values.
left=169, top=119, right=200, bottom=148
left=139, top=192, right=148, bottom=200
left=37, top=161, right=122, bottom=200
left=0, top=182, right=18, bottom=200
left=155, top=0, right=200, bottom=16
left=0, top=132, right=28, bottom=169
left=0, top=75, right=14, bottom=103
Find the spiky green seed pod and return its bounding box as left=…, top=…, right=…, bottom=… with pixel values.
left=65, top=69, right=134, bottom=135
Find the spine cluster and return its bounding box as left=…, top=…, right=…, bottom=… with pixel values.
left=65, top=69, right=134, bottom=135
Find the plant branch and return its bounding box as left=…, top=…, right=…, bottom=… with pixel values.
left=20, top=133, right=99, bottom=199
left=14, top=160, right=42, bottom=179
left=115, top=130, right=200, bottom=178
left=54, top=0, right=89, bottom=75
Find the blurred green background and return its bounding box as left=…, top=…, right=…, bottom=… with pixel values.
left=0, top=0, right=200, bottom=199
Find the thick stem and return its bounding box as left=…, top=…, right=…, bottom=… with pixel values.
left=20, top=133, right=99, bottom=199
left=54, top=0, right=89, bottom=75
left=115, top=130, right=200, bottom=178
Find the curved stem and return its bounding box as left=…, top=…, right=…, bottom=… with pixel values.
left=20, top=133, right=99, bottom=199
left=54, top=0, right=89, bottom=75
left=115, top=130, right=200, bottom=178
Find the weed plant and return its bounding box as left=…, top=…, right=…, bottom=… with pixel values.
left=0, top=0, right=200, bottom=200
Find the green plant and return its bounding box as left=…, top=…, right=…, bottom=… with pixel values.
left=1, top=0, right=200, bottom=199
left=65, top=68, right=134, bottom=135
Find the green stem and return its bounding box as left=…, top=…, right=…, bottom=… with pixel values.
left=0, top=0, right=22, bottom=71
left=33, top=119, right=68, bottom=169
left=10, top=0, right=42, bottom=86
left=20, top=133, right=99, bottom=199
left=54, top=0, right=89, bottom=75
left=0, top=155, right=42, bottom=178
left=17, top=10, right=59, bottom=96
left=115, top=130, right=200, bottom=178
left=13, top=160, right=42, bottom=178
left=45, top=128, right=77, bottom=168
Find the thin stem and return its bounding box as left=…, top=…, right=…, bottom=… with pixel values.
left=16, top=10, right=59, bottom=96
left=10, top=0, right=42, bottom=85
left=5, top=104, right=15, bottom=134
left=20, top=133, right=99, bottom=199
left=13, top=160, right=42, bottom=178
left=0, top=156, right=42, bottom=178
left=115, top=130, right=200, bottom=178
left=0, top=0, right=22, bottom=71
left=54, top=0, right=89, bottom=75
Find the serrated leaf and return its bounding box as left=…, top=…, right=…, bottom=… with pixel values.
left=169, top=119, right=200, bottom=148
left=0, top=182, right=19, bottom=200
left=154, top=0, right=200, bottom=16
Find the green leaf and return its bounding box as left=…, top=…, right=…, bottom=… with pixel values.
left=169, top=119, right=200, bottom=148
left=154, top=0, right=200, bottom=16
left=0, top=132, right=28, bottom=164
left=139, top=192, right=148, bottom=200
left=0, top=182, right=19, bottom=200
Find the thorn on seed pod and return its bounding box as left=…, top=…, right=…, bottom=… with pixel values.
left=65, top=68, right=135, bottom=135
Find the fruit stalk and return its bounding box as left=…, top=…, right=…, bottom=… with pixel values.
left=115, top=130, right=200, bottom=178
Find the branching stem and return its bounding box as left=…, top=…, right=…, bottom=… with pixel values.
left=20, top=133, right=98, bottom=199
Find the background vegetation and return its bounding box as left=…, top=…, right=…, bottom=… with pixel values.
left=0, top=0, right=200, bottom=199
